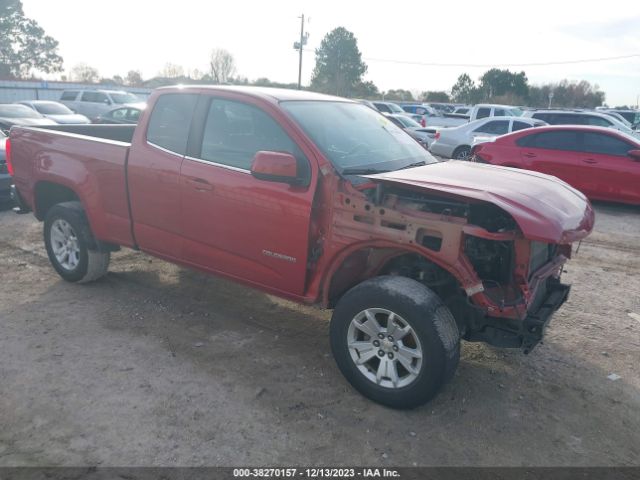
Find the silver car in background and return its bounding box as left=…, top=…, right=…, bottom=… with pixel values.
left=18, top=100, right=90, bottom=124
left=60, top=89, right=144, bottom=121
left=429, top=116, right=546, bottom=159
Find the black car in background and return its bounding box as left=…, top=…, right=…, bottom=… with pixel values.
left=95, top=105, right=144, bottom=124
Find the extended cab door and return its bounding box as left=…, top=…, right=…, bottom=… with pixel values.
left=127, top=93, right=199, bottom=259
left=516, top=130, right=585, bottom=189
left=179, top=95, right=317, bottom=296
left=579, top=131, right=640, bottom=203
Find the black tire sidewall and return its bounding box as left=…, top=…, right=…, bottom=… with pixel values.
left=453, top=146, right=471, bottom=160
left=330, top=276, right=459, bottom=409
left=44, top=204, right=91, bottom=282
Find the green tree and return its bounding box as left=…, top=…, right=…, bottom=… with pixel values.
left=450, top=73, right=477, bottom=104
left=351, top=80, right=379, bottom=99
left=0, top=0, right=63, bottom=78
left=310, top=27, right=367, bottom=97
left=384, top=89, right=414, bottom=101
left=528, top=79, right=605, bottom=108
left=479, top=68, right=528, bottom=101
left=421, top=91, right=450, bottom=102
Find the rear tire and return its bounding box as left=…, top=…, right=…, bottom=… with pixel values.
left=330, top=276, right=460, bottom=409
left=452, top=145, right=471, bottom=160
left=44, top=202, right=110, bottom=283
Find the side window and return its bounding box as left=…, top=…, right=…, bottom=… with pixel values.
left=584, top=115, right=612, bottom=127
left=512, top=121, right=532, bottom=132
left=374, top=103, right=391, bottom=113
left=60, top=91, right=78, bottom=101
left=146, top=94, right=198, bottom=155
left=81, top=92, right=108, bottom=103
left=474, top=120, right=509, bottom=135
left=524, top=131, right=580, bottom=151
left=554, top=114, right=585, bottom=125
left=199, top=98, right=310, bottom=183
left=582, top=132, right=632, bottom=156
left=494, top=108, right=506, bottom=116
left=111, top=108, right=127, bottom=120
left=127, top=109, right=141, bottom=122
left=476, top=107, right=491, bottom=119
left=531, top=113, right=551, bottom=123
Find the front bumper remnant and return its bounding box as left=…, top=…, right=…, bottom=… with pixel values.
left=521, top=282, right=571, bottom=354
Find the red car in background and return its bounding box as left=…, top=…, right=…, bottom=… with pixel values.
left=471, top=125, right=640, bottom=205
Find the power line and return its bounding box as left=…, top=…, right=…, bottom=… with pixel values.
left=302, top=50, right=640, bottom=68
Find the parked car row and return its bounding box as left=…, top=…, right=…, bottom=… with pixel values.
left=0, top=90, right=145, bottom=135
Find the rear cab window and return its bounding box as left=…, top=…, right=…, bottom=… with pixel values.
left=146, top=94, right=199, bottom=155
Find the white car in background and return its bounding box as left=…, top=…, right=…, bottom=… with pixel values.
left=429, top=116, right=547, bottom=159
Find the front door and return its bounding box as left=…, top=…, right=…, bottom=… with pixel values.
left=579, top=131, right=640, bottom=203
left=179, top=95, right=317, bottom=296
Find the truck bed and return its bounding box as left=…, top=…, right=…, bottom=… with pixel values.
left=10, top=125, right=136, bottom=247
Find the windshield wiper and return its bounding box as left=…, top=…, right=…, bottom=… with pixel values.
left=398, top=161, right=427, bottom=170
left=341, top=167, right=391, bottom=175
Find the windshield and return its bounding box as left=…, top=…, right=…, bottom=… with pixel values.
left=387, top=103, right=405, bottom=114
left=281, top=101, right=438, bottom=174
left=604, top=112, right=633, bottom=128
left=0, top=105, right=42, bottom=118
left=508, top=107, right=523, bottom=117
left=32, top=102, right=73, bottom=115
left=395, top=115, right=421, bottom=128
left=110, top=92, right=140, bottom=104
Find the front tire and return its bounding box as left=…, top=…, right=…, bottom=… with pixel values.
left=330, top=276, right=460, bottom=409
left=44, top=202, right=110, bottom=283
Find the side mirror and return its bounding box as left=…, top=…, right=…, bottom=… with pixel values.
left=104, top=99, right=111, bottom=105
left=251, top=151, right=298, bottom=184
left=628, top=149, right=640, bottom=161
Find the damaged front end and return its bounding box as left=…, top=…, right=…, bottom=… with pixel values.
left=325, top=163, right=594, bottom=353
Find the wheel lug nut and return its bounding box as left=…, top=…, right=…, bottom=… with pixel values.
left=377, top=333, right=384, bottom=339
left=387, top=335, right=394, bottom=341
left=378, top=350, right=385, bottom=357
left=388, top=353, right=394, bottom=359
left=373, top=340, right=380, bottom=347
left=393, top=345, right=398, bottom=352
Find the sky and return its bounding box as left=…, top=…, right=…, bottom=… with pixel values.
left=22, top=0, right=640, bottom=106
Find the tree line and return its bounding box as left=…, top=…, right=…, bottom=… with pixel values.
left=0, top=1, right=613, bottom=108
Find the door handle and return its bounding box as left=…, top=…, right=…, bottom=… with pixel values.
left=187, top=177, right=213, bottom=191
left=523, top=152, right=536, bottom=158
left=582, top=158, right=598, bottom=164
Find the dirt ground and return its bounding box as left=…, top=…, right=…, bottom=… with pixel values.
left=0, top=201, right=638, bottom=467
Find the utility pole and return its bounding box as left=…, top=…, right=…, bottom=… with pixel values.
left=293, top=14, right=309, bottom=90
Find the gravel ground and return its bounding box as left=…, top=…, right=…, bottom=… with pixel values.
left=0, top=201, right=638, bottom=467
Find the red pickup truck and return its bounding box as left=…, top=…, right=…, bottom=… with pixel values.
left=8, top=86, right=594, bottom=408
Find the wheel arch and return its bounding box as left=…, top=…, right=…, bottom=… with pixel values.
left=33, top=180, right=82, bottom=221
left=321, top=242, right=464, bottom=308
